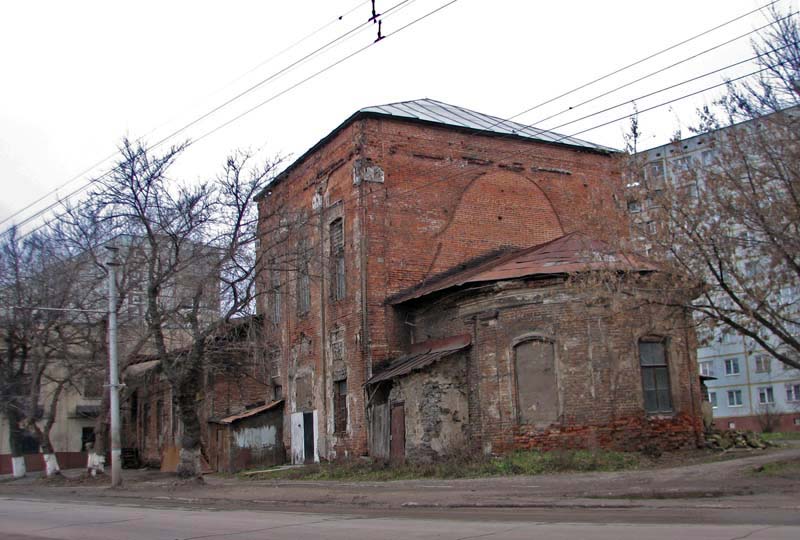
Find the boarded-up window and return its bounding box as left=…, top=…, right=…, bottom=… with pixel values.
left=334, top=379, right=348, bottom=434
left=330, top=219, right=345, bottom=301
left=514, top=339, right=558, bottom=425
left=639, top=339, right=672, bottom=413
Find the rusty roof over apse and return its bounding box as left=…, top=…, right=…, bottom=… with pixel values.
left=366, top=334, right=471, bottom=385
left=214, top=400, right=284, bottom=425
left=389, top=232, right=659, bottom=305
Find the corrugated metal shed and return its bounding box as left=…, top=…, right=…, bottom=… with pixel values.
left=389, top=232, right=659, bottom=304
left=360, top=99, right=616, bottom=152
left=216, top=400, right=284, bottom=425
left=366, top=334, right=471, bottom=385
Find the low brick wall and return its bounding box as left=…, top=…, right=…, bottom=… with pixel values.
left=0, top=451, right=91, bottom=475
left=498, top=413, right=703, bottom=454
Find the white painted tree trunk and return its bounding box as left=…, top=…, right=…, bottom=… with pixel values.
left=176, top=447, right=202, bottom=478
left=43, top=453, right=61, bottom=476
left=11, top=457, right=26, bottom=478
left=86, top=452, right=105, bottom=476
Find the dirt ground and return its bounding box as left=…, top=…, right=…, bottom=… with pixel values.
left=2, top=445, right=799, bottom=513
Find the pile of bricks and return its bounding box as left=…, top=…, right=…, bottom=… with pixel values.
left=704, top=429, right=774, bottom=451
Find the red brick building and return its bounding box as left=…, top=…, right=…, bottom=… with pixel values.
left=255, top=99, right=702, bottom=463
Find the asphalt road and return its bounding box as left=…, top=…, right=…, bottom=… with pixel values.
left=2, top=497, right=799, bottom=540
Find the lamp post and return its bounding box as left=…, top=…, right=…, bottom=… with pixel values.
left=105, top=246, right=122, bottom=487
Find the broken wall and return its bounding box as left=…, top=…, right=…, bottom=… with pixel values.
left=386, top=353, right=469, bottom=462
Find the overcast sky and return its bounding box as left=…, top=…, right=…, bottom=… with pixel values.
left=0, top=0, right=791, bottom=229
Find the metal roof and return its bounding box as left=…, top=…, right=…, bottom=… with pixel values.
left=366, top=334, right=471, bottom=385
left=359, top=99, right=617, bottom=152
left=215, top=400, right=284, bottom=425
left=389, top=232, right=659, bottom=304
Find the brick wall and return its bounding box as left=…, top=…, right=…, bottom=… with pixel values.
left=406, top=276, right=704, bottom=454
left=257, top=114, right=627, bottom=460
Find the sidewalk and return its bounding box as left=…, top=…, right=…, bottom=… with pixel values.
left=1, top=446, right=798, bottom=512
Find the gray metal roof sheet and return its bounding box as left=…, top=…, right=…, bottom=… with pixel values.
left=359, top=99, right=616, bottom=152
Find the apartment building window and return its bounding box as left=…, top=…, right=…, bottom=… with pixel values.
left=728, top=389, right=743, bottom=407
left=754, top=355, right=771, bottom=373
left=786, top=383, right=800, bottom=402
left=627, top=200, right=642, bottom=213
left=329, top=218, right=345, bottom=301
left=639, top=338, right=672, bottom=413
left=724, top=358, right=740, bottom=375
left=709, top=391, right=718, bottom=408
left=334, top=379, right=348, bottom=434
left=758, top=386, right=775, bottom=405
left=699, top=361, right=715, bottom=377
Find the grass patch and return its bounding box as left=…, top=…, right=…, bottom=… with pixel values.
left=753, top=458, right=800, bottom=477
left=242, top=449, right=639, bottom=482
left=761, top=432, right=800, bottom=442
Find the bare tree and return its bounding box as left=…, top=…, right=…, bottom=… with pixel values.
left=0, top=223, right=105, bottom=477
left=80, top=139, right=284, bottom=478
left=626, top=8, right=800, bottom=370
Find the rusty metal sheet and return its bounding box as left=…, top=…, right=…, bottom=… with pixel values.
left=389, top=232, right=659, bottom=305
left=366, top=334, right=471, bottom=385
left=216, top=399, right=284, bottom=425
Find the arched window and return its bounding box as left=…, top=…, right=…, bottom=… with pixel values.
left=514, top=338, right=558, bottom=424
left=639, top=337, right=672, bottom=413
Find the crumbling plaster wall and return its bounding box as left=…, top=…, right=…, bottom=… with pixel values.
left=387, top=354, right=469, bottom=462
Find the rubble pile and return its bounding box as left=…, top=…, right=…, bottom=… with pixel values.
left=704, top=429, right=775, bottom=451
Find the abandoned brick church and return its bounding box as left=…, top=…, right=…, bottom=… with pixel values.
left=255, top=99, right=704, bottom=464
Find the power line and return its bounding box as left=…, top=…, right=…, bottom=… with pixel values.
left=0, top=0, right=401, bottom=233
left=532, top=11, right=797, bottom=130
left=547, top=49, right=789, bottom=134
left=0, top=2, right=374, bottom=232
left=505, top=0, right=780, bottom=123
left=552, top=63, right=782, bottom=144
left=193, top=0, right=458, bottom=146
left=3, top=0, right=461, bottom=243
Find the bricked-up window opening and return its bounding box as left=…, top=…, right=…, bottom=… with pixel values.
left=639, top=339, right=673, bottom=413
left=514, top=339, right=558, bottom=425
left=269, top=260, right=281, bottom=323
left=330, top=218, right=345, bottom=301
left=296, top=241, right=311, bottom=315
left=334, top=379, right=348, bottom=434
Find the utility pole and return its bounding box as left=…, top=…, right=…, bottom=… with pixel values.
left=106, top=246, right=122, bottom=487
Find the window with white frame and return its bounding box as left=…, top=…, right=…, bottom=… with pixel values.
left=627, top=200, right=642, bottom=213
left=709, top=391, right=717, bottom=408
left=786, top=383, right=800, bottom=402
left=699, top=361, right=715, bottom=377
left=754, top=355, right=771, bottom=374
left=724, top=358, right=740, bottom=375
left=728, top=389, right=743, bottom=407
left=758, top=386, right=775, bottom=405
